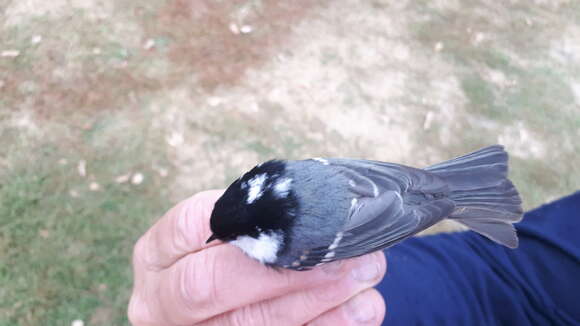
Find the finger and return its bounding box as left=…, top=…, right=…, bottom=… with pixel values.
left=199, top=252, right=386, bottom=326
left=307, top=288, right=386, bottom=326
left=135, top=190, right=223, bottom=271
left=158, top=251, right=386, bottom=325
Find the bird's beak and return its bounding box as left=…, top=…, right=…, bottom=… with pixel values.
left=206, top=233, right=218, bottom=244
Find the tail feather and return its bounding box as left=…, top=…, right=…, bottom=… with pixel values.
left=427, top=145, right=523, bottom=248
left=459, top=220, right=518, bottom=249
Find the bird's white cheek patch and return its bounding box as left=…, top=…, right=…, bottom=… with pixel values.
left=230, top=231, right=283, bottom=264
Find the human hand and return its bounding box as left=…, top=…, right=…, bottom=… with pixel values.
left=129, top=190, right=386, bottom=326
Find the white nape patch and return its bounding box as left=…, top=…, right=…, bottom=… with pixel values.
left=312, top=157, right=330, bottom=165
left=349, top=179, right=356, bottom=187
left=273, top=178, right=292, bottom=198
left=246, top=173, right=267, bottom=203
left=328, top=232, right=344, bottom=250
left=230, top=231, right=283, bottom=264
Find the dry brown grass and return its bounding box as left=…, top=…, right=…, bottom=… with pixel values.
left=145, top=0, right=324, bottom=90
left=1, top=0, right=579, bottom=324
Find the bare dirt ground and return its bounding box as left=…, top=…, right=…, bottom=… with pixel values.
left=1, top=0, right=579, bottom=324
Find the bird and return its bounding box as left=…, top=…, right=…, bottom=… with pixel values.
left=206, top=145, right=523, bottom=271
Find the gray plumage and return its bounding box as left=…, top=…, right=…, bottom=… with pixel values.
left=208, top=145, right=523, bottom=270
left=276, top=145, right=522, bottom=269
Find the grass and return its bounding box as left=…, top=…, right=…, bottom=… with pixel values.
left=0, top=116, right=172, bottom=325
left=409, top=0, right=580, bottom=210
left=1, top=0, right=579, bottom=324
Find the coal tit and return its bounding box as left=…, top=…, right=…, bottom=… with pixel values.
left=207, top=145, right=523, bottom=270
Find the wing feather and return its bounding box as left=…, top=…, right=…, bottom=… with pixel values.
left=298, top=159, right=455, bottom=267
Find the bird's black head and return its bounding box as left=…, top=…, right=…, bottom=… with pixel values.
left=207, top=160, right=298, bottom=244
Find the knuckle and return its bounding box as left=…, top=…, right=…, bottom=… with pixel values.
left=229, top=304, right=271, bottom=326
left=176, top=195, right=210, bottom=249
left=127, top=295, right=152, bottom=326
left=178, top=253, right=219, bottom=310
left=127, top=310, right=146, bottom=326
left=133, top=231, right=163, bottom=271
left=311, top=281, right=351, bottom=303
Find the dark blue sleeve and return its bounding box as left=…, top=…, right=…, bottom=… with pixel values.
left=376, top=191, right=580, bottom=326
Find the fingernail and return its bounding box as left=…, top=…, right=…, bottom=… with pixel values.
left=345, top=293, right=376, bottom=323
left=351, top=254, right=380, bottom=282
left=321, top=260, right=343, bottom=275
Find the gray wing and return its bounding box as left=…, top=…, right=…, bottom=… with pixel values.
left=299, top=159, right=456, bottom=267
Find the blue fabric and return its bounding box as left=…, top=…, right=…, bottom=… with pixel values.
left=377, top=191, right=580, bottom=325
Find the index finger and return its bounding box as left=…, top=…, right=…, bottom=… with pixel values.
left=137, top=190, right=224, bottom=270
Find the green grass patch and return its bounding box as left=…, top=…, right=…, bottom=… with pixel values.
left=461, top=73, right=495, bottom=111
left=0, top=118, right=172, bottom=325
left=509, top=157, right=578, bottom=210
left=459, top=66, right=578, bottom=133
